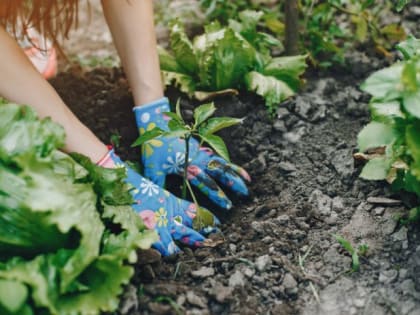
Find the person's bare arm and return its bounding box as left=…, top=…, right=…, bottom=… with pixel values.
left=0, top=26, right=108, bottom=162
left=101, top=0, right=163, bottom=106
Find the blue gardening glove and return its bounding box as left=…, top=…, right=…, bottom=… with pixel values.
left=134, top=97, right=251, bottom=210
left=104, top=149, right=219, bottom=256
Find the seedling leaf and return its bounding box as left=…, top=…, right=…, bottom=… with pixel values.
left=131, top=128, right=164, bottom=147
left=199, top=117, right=243, bottom=136
left=193, top=103, right=216, bottom=127
left=200, top=133, right=230, bottom=161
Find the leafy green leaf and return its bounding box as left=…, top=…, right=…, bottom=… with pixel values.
left=406, top=124, right=420, bottom=179
left=197, top=28, right=256, bottom=90
left=397, top=35, right=420, bottom=59
left=357, top=121, right=397, bottom=152
left=0, top=279, right=28, bottom=313
left=351, top=251, right=360, bottom=272
left=334, top=234, right=354, bottom=254
left=131, top=128, right=164, bottom=147
left=262, top=55, right=307, bottom=91
left=199, top=117, right=243, bottom=136
left=161, top=71, right=196, bottom=97
left=396, top=0, right=411, bottom=12
left=169, top=22, right=199, bottom=74
left=0, top=102, right=157, bottom=315
left=245, top=71, right=295, bottom=114
left=158, top=46, right=183, bottom=73
left=369, top=101, right=404, bottom=122
left=193, top=103, right=216, bottom=127
left=360, top=64, right=404, bottom=100
left=360, top=157, right=392, bottom=180
left=403, top=91, right=420, bottom=118
left=199, top=134, right=230, bottom=161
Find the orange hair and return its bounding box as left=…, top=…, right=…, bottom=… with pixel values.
left=0, top=0, right=81, bottom=48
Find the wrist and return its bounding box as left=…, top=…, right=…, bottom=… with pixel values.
left=133, top=97, right=170, bottom=134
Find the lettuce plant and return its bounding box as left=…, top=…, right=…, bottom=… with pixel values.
left=0, top=103, right=157, bottom=315
left=357, top=36, right=420, bottom=221
left=159, top=13, right=307, bottom=115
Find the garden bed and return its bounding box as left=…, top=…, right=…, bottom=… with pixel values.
left=50, top=46, right=420, bottom=314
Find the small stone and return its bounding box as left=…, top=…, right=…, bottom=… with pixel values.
left=392, top=227, right=408, bottom=242
left=209, top=284, right=233, bottom=303
left=367, top=197, right=402, bottom=206
left=186, top=291, right=207, bottom=309
left=275, top=214, right=290, bottom=225
left=353, top=298, right=365, bottom=308
left=255, top=205, right=270, bottom=217
left=241, top=267, right=255, bottom=279
left=399, top=268, right=408, bottom=280
left=283, top=126, right=306, bottom=143
left=229, top=270, right=246, bottom=288
left=191, top=267, right=215, bottom=279
left=229, top=244, right=237, bottom=254
left=282, top=273, right=298, bottom=295
left=251, top=221, right=264, bottom=233
left=331, top=149, right=354, bottom=178
left=277, top=107, right=290, bottom=119
left=379, top=269, right=398, bottom=283
left=255, top=255, right=272, bottom=272
left=278, top=162, right=297, bottom=172
left=273, top=120, right=287, bottom=132
left=332, top=197, right=345, bottom=213
left=325, top=211, right=339, bottom=225
left=136, top=249, right=161, bottom=265
left=309, top=189, right=332, bottom=217
left=374, top=207, right=385, bottom=216
left=228, top=232, right=241, bottom=243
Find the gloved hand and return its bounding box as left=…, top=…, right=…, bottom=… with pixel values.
left=100, top=148, right=219, bottom=256
left=134, top=97, right=251, bottom=210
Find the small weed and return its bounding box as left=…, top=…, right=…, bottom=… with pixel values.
left=334, top=234, right=369, bottom=272
left=154, top=296, right=183, bottom=315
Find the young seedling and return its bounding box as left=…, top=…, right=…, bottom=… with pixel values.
left=132, top=100, right=243, bottom=230
left=334, top=234, right=369, bottom=272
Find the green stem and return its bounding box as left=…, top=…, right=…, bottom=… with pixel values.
left=182, top=135, right=191, bottom=199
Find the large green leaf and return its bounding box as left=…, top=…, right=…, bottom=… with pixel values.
left=403, top=91, right=420, bottom=119
left=369, top=100, right=404, bottom=122
left=199, top=134, right=230, bottom=161
left=197, top=28, right=256, bottom=90
left=0, top=103, right=157, bottom=315
left=199, top=117, right=243, bottom=136
left=245, top=71, right=295, bottom=113
left=357, top=121, right=397, bottom=152
left=406, top=124, right=420, bottom=180
left=161, top=71, right=196, bottom=97
left=397, top=35, right=420, bottom=59
left=157, top=46, right=183, bottom=73
left=169, top=22, right=199, bottom=74
left=0, top=279, right=28, bottom=313
left=360, top=64, right=404, bottom=100
left=360, top=157, right=392, bottom=180
left=262, top=55, right=307, bottom=91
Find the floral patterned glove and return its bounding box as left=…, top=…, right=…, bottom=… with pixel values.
left=100, top=148, right=219, bottom=256
left=134, top=97, right=251, bottom=210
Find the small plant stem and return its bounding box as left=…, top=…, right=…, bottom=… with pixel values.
left=185, top=178, right=199, bottom=207
left=182, top=135, right=191, bottom=199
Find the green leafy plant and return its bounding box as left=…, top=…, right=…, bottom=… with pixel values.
left=159, top=17, right=307, bottom=115
left=357, top=36, right=420, bottom=222
left=0, top=103, right=157, bottom=315
left=200, top=1, right=408, bottom=67
left=334, top=235, right=369, bottom=272
left=132, top=101, right=242, bottom=229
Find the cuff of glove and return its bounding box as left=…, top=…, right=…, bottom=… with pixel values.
left=96, top=146, right=123, bottom=169
left=133, top=97, right=170, bottom=132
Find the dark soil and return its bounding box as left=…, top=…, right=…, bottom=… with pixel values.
left=49, top=5, right=420, bottom=315
left=50, top=58, right=420, bottom=315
